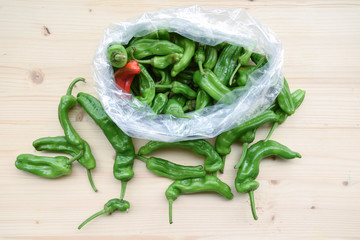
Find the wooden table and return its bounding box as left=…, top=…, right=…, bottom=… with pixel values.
left=1, top=1, right=359, bottom=239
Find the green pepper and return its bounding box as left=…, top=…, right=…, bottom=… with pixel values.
left=107, top=44, right=128, bottom=68
left=235, top=140, right=301, bottom=220
left=213, top=44, right=242, bottom=85
left=176, top=70, right=195, bottom=81
left=182, top=99, right=196, bottom=112
left=215, top=109, right=280, bottom=156
left=156, top=81, right=197, bottom=99
left=234, top=128, right=257, bottom=169
left=193, top=69, right=231, bottom=102
left=195, top=89, right=212, bottom=110
left=135, top=64, right=156, bottom=105
left=214, top=42, right=228, bottom=51
left=151, top=92, right=169, bottom=114
left=136, top=155, right=206, bottom=180
left=236, top=65, right=257, bottom=87
left=203, top=46, right=218, bottom=70
left=58, top=78, right=97, bottom=192
left=265, top=89, right=306, bottom=141
left=171, top=94, right=186, bottom=107
left=163, top=99, right=190, bottom=119
left=58, top=78, right=85, bottom=149
left=33, top=136, right=81, bottom=156
left=166, top=175, right=233, bottom=224
left=127, top=29, right=170, bottom=46
left=77, top=92, right=135, bottom=200
left=15, top=154, right=73, bottom=178
left=78, top=198, right=130, bottom=229
left=228, top=49, right=253, bottom=86
left=152, top=68, right=172, bottom=91
left=194, top=45, right=205, bottom=74
left=127, top=39, right=184, bottom=59
left=251, top=53, right=267, bottom=68
left=138, top=139, right=223, bottom=172
left=276, top=78, right=295, bottom=115
left=130, top=48, right=183, bottom=69
left=171, top=35, right=196, bottom=77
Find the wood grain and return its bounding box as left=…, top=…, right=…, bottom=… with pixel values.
left=1, top=0, right=360, bottom=239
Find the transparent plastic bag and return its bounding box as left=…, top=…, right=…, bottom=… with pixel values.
left=92, top=5, right=284, bottom=142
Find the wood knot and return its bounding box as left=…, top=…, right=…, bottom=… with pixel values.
left=29, top=69, right=44, bottom=84
left=76, top=109, right=85, bottom=122
left=270, top=179, right=279, bottom=185
left=42, top=26, right=51, bottom=36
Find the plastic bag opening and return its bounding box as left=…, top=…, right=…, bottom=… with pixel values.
left=92, top=5, right=284, bottom=142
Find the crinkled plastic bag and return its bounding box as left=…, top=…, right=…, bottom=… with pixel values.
left=92, top=5, right=284, bottom=142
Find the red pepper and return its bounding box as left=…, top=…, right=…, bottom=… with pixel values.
left=114, top=60, right=141, bottom=93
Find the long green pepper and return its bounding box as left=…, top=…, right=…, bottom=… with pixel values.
left=166, top=175, right=233, bottom=224
left=136, top=155, right=206, bottom=180
left=235, top=140, right=301, bottom=220
left=171, top=35, right=196, bottom=77
left=138, top=139, right=223, bottom=173
left=58, top=78, right=97, bottom=192
left=76, top=92, right=135, bottom=200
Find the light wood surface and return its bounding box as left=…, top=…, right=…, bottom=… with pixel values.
left=1, top=1, right=360, bottom=239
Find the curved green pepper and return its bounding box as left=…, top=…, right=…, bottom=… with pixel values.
left=58, top=78, right=97, bottom=192
left=33, top=136, right=81, bottom=156
left=265, top=89, right=306, bottom=141
left=195, top=89, right=212, bottom=110
left=235, top=140, right=301, bottom=220
left=203, top=46, right=218, bottom=70
left=127, top=29, right=170, bottom=46
left=277, top=78, right=295, bottom=115
left=193, top=69, right=231, bottom=102
left=152, top=68, right=172, bottom=91
left=213, top=44, right=242, bottom=85
left=138, top=139, right=223, bottom=173
left=77, top=92, right=135, bottom=200
left=194, top=45, right=205, bottom=74
left=135, top=64, right=156, bottom=105
left=171, top=35, right=196, bottom=77
left=171, top=94, right=186, bottom=107
left=58, top=78, right=85, bottom=149
left=156, top=81, right=197, bottom=99
left=131, top=49, right=183, bottom=69
left=151, top=92, right=169, bottom=114
left=166, top=175, right=233, bottom=224
left=136, top=155, right=206, bottom=180
left=127, top=39, right=184, bottom=59
left=78, top=198, right=130, bottom=229
left=215, top=109, right=279, bottom=156
left=163, top=99, right=190, bottom=119
left=15, top=154, right=73, bottom=178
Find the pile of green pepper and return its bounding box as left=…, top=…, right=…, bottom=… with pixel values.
left=108, top=30, right=275, bottom=118
left=15, top=29, right=305, bottom=228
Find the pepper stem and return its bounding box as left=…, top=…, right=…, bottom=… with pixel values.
left=66, top=150, right=83, bottom=165
left=87, top=169, right=98, bottom=192
left=229, top=63, right=241, bottom=86
left=155, top=84, right=172, bottom=89
left=264, top=122, right=279, bottom=142
left=130, top=46, right=151, bottom=64
left=219, top=155, right=226, bottom=174
left=135, top=155, right=148, bottom=163
left=248, top=191, right=258, bottom=220
left=113, top=52, right=126, bottom=62
left=169, top=199, right=173, bottom=224
left=234, top=143, right=248, bottom=169
left=78, top=209, right=106, bottom=229
left=198, top=62, right=205, bottom=75
left=120, top=181, right=127, bottom=200
left=66, top=78, right=85, bottom=95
